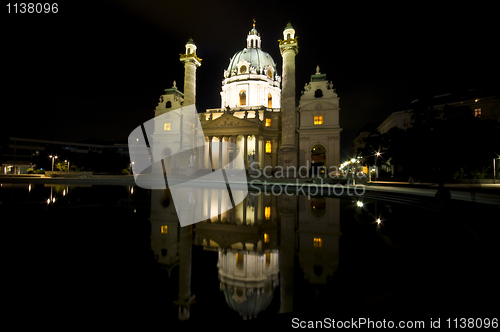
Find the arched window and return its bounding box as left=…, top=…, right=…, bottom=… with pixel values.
left=268, top=93, right=272, bottom=108
left=236, top=252, right=244, bottom=270
left=239, top=90, right=246, bottom=106
left=166, top=101, right=172, bottom=108
left=314, top=89, right=323, bottom=98
left=287, top=33, right=291, bottom=40
left=250, top=40, right=254, bottom=48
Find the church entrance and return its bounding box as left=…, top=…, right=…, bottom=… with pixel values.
left=310, top=145, right=326, bottom=176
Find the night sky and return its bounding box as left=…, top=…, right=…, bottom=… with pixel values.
left=2, top=1, right=497, bottom=159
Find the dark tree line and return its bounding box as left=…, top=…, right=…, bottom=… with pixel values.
left=357, top=104, right=500, bottom=181
left=30, top=149, right=130, bottom=174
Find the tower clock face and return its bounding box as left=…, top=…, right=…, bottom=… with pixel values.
left=267, top=69, right=272, bottom=78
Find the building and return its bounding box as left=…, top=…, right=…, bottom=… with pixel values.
left=351, top=90, right=500, bottom=157
left=150, top=22, right=342, bottom=177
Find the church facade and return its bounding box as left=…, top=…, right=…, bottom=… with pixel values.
left=153, top=23, right=342, bottom=176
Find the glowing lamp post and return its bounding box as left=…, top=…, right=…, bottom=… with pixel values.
left=49, top=155, right=58, bottom=171
left=494, top=157, right=500, bottom=183
left=65, top=160, right=70, bottom=172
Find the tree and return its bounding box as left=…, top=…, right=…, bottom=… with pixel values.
left=357, top=103, right=500, bottom=181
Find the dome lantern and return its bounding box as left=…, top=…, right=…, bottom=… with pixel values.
left=246, top=19, right=261, bottom=49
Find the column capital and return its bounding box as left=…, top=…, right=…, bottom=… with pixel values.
left=179, top=54, right=202, bottom=67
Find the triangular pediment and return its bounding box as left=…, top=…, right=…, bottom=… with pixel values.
left=202, top=113, right=261, bottom=129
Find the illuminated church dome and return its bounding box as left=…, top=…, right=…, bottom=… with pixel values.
left=226, top=47, right=277, bottom=80
left=220, top=22, right=281, bottom=109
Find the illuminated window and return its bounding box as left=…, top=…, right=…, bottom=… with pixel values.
left=267, top=69, right=272, bottom=79
left=268, top=93, right=272, bottom=108
left=265, top=141, right=272, bottom=153
left=240, top=65, right=247, bottom=74
left=313, top=237, right=323, bottom=248
left=239, top=90, right=246, bottom=106
left=314, top=116, right=323, bottom=125
left=236, top=252, right=244, bottom=270
left=266, top=251, right=271, bottom=267
left=161, top=225, right=168, bottom=234
left=164, top=122, right=171, bottom=131
left=264, top=233, right=270, bottom=243
left=265, top=206, right=271, bottom=220
left=475, top=108, right=481, bottom=117
left=265, top=118, right=272, bottom=127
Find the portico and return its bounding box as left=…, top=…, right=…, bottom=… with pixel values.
left=200, top=111, right=279, bottom=174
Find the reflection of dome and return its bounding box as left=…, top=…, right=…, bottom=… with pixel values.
left=227, top=47, right=277, bottom=79
left=221, top=282, right=275, bottom=320
left=218, top=249, right=279, bottom=319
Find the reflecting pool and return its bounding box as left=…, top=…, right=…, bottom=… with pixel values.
left=2, top=183, right=499, bottom=327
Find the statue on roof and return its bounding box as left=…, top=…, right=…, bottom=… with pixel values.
left=173, top=80, right=177, bottom=89
left=316, top=65, right=320, bottom=75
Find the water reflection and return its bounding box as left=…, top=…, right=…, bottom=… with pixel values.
left=2, top=183, right=497, bottom=323
left=150, top=189, right=341, bottom=321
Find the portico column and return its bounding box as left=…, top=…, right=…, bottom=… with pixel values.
left=244, top=135, right=248, bottom=169
left=219, top=136, right=223, bottom=169
left=231, top=135, right=237, bottom=169
left=208, top=136, right=214, bottom=171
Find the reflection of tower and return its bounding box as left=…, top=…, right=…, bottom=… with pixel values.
left=278, top=194, right=296, bottom=313
left=278, top=23, right=299, bottom=172
left=218, top=249, right=279, bottom=320
left=297, top=196, right=341, bottom=299
left=150, top=189, right=179, bottom=272
left=149, top=189, right=195, bottom=321
left=174, top=225, right=195, bottom=320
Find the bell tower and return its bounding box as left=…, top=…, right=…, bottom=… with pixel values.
left=278, top=23, right=299, bottom=175
left=180, top=38, right=202, bottom=107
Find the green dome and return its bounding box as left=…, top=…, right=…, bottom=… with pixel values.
left=226, top=47, right=277, bottom=79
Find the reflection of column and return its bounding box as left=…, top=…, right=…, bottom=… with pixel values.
left=218, top=188, right=222, bottom=223
left=244, top=135, right=248, bottom=169
left=243, top=196, right=247, bottom=225
left=255, top=134, right=260, bottom=169
left=175, top=225, right=195, bottom=320
left=205, top=136, right=210, bottom=170
left=279, top=195, right=297, bottom=314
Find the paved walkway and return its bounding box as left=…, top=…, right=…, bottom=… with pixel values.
left=1, top=175, right=499, bottom=205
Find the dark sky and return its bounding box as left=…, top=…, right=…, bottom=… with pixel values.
left=2, top=1, right=497, bottom=159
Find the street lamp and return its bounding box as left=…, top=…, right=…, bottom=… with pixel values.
left=494, top=156, right=500, bottom=183
left=65, top=160, right=70, bottom=172
left=49, top=155, right=58, bottom=171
